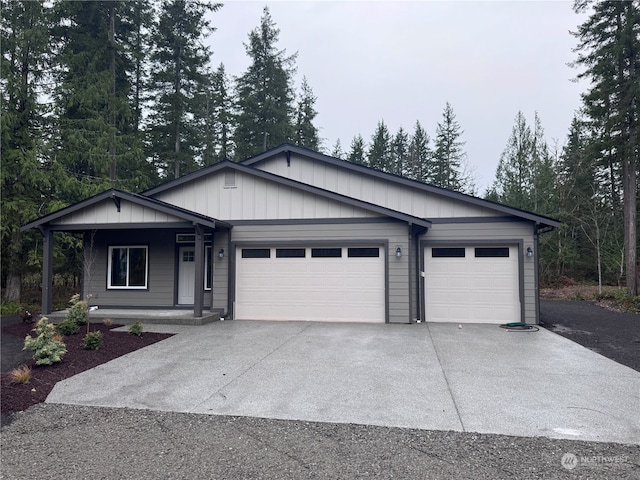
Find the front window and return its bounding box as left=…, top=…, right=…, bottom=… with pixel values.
left=108, top=246, right=148, bottom=289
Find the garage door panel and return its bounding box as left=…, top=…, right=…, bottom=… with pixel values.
left=236, top=247, right=385, bottom=322
left=425, top=245, right=520, bottom=324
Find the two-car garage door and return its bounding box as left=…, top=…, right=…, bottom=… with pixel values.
left=424, top=245, right=521, bottom=324
left=235, top=246, right=385, bottom=323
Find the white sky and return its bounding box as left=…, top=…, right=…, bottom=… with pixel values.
left=207, top=1, right=588, bottom=193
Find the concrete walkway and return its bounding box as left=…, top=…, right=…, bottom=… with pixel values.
left=46, top=321, right=640, bottom=445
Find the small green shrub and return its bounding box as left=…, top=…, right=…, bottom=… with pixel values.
left=128, top=321, right=143, bottom=336
left=67, top=300, right=89, bottom=325
left=23, top=318, right=67, bottom=366
left=57, top=319, right=79, bottom=336
left=84, top=331, right=103, bottom=350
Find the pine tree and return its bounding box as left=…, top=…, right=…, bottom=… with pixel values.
left=368, top=120, right=391, bottom=172
left=234, top=6, right=297, bottom=159
left=203, top=63, right=235, bottom=165
left=488, top=111, right=533, bottom=208
left=390, top=127, right=409, bottom=176
left=331, top=138, right=344, bottom=159
left=431, top=103, right=470, bottom=192
left=1, top=0, right=52, bottom=302
left=294, top=76, right=320, bottom=150
left=348, top=134, right=367, bottom=166
left=573, top=0, right=640, bottom=295
left=147, top=0, right=221, bottom=178
left=407, top=121, right=432, bottom=182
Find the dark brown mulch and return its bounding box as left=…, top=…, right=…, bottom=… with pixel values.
left=1, top=321, right=173, bottom=418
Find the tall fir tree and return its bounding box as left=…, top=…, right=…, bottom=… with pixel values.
left=573, top=0, right=639, bottom=295
left=147, top=0, right=221, bottom=179
left=331, top=138, right=344, bottom=159
left=368, top=120, right=391, bottom=172
left=294, top=76, right=320, bottom=150
left=391, top=127, right=409, bottom=176
left=431, top=102, right=470, bottom=192
left=234, top=6, right=297, bottom=159
left=203, top=63, right=235, bottom=165
left=1, top=0, right=52, bottom=301
left=348, top=134, right=367, bottom=166
left=406, top=120, right=432, bottom=182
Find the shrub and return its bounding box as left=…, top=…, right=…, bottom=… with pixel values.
left=0, top=302, right=22, bottom=316
left=103, top=318, right=114, bottom=327
left=23, top=318, right=67, bottom=366
left=8, top=365, right=32, bottom=384
left=67, top=300, right=88, bottom=325
left=129, top=321, right=143, bottom=336
left=84, top=331, right=103, bottom=350
left=57, top=319, right=79, bottom=336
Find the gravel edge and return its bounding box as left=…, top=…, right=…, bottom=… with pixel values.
left=1, top=404, right=638, bottom=480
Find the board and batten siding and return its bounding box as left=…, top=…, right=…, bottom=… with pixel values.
left=153, top=170, right=381, bottom=222
left=55, top=198, right=184, bottom=226
left=422, top=221, right=537, bottom=324
left=230, top=221, right=411, bottom=324
left=252, top=153, right=502, bottom=220
left=212, top=229, right=229, bottom=313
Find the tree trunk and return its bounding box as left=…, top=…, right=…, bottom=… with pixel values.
left=3, top=231, right=22, bottom=303
left=108, top=5, right=117, bottom=184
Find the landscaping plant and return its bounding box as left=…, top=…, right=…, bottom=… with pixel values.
left=23, top=318, right=67, bottom=365
left=57, top=319, right=79, bottom=336
left=83, top=331, right=103, bottom=350
left=67, top=293, right=88, bottom=325
left=8, top=365, right=32, bottom=384
left=129, top=321, right=143, bottom=336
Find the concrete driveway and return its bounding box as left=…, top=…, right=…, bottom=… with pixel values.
left=46, top=321, right=640, bottom=445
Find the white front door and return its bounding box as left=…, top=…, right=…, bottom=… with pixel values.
left=178, top=247, right=195, bottom=305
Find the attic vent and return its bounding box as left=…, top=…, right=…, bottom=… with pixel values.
left=224, top=170, right=236, bottom=188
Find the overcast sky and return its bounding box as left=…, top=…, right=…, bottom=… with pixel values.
left=207, top=1, right=588, bottom=193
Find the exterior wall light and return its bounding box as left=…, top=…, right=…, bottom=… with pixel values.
left=218, top=248, right=225, bottom=259
left=396, top=246, right=402, bottom=258
left=526, top=247, right=533, bottom=258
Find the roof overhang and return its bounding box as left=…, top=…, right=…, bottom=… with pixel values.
left=21, top=189, right=232, bottom=233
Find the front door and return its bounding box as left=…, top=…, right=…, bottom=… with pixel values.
left=178, top=247, right=195, bottom=305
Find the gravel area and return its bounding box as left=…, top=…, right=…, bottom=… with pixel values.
left=1, top=404, right=638, bottom=479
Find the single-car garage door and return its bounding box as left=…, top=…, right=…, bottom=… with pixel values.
left=424, top=245, right=520, bottom=324
left=235, top=246, right=385, bottom=322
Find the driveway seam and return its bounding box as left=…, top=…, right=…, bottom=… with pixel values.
left=425, top=323, right=466, bottom=432
left=189, top=322, right=314, bottom=413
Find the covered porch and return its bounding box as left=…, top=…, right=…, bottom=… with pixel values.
left=20, top=189, right=232, bottom=320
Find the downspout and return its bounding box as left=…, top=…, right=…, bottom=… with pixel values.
left=534, top=223, right=540, bottom=324
left=408, top=223, right=413, bottom=323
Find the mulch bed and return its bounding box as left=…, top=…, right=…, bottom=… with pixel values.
left=1, top=322, right=172, bottom=416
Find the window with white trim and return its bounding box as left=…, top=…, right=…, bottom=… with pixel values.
left=108, top=246, right=148, bottom=289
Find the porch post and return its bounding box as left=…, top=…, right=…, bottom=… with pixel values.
left=193, top=224, right=204, bottom=317
left=40, top=227, right=53, bottom=314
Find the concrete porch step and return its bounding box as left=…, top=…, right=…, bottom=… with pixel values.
left=43, top=308, right=221, bottom=326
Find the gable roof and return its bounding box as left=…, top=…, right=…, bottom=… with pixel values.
left=144, top=160, right=433, bottom=229
left=21, top=189, right=232, bottom=232
left=240, top=144, right=561, bottom=229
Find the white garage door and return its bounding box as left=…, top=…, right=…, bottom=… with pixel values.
left=424, top=245, right=520, bottom=324
left=235, top=246, right=385, bottom=322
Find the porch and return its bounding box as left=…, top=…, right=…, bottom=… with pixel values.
left=45, top=308, right=222, bottom=326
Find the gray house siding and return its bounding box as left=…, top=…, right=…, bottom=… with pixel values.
left=85, top=229, right=221, bottom=309
left=229, top=221, right=411, bottom=324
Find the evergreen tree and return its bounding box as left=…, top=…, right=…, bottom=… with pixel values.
left=348, top=134, right=367, bottom=166
left=234, top=6, right=297, bottom=159
left=390, top=127, right=409, bottom=176
left=294, top=76, right=320, bottom=150
left=431, top=103, right=470, bottom=192
left=573, top=0, right=640, bottom=295
left=407, top=120, right=432, bottom=182
left=331, top=138, right=344, bottom=159
left=487, top=111, right=533, bottom=208
left=368, top=120, right=391, bottom=172
left=1, top=0, right=52, bottom=302
left=147, top=0, right=221, bottom=178
left=203, top=63, right=235, bottom=164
